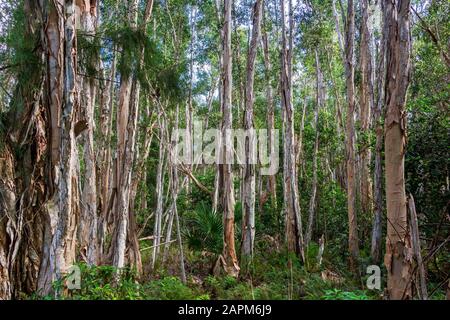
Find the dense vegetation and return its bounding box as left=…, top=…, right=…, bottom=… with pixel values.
left=0, top=0, right=448, bottom=300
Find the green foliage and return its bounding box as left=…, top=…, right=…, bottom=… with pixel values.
left=321, top=289, right=369, bottom=300
left=184, top=202, right=223, bottom=254
left=143, top=277, right=197, bottom=300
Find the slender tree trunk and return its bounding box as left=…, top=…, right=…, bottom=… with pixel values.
left=280, top=0, right=304, bottom=261
left=344, top=0, right=359, bottom=272
left=332, top=0, right=345, bottom=63
left=297, top=93, right=307, bottom=180
left=185, top=7, right=195, bottom=192
left=164, top=105, right=187, bottom=283
left=305, top=49, right=324, bottom=247
left=384, top=0, right=413, bottom=300
left=242, top=0, right=263, bottom=259
left=79, top=0, right=99, bottom=266
left=152, top=113, right=166, bottom=269
left=261, top=8, right=277, bottom=209
left=219, top=0, right=239, bottom=277
left=97, top=50, right=116, bottom=262
left=371, top=0, right=386, bottom=264
left=359, top=0, right=374, bottom=220
left=408, top=195, right=428, bottom=300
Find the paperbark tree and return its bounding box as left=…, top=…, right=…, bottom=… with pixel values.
left=219, top=0, right=239, bottom=277
left=97, top=50, right=116, bottom=261
left=384, top=0, right=413, bottom=300
left=359, top=0, right=374, bottom=218
left=344, top=0, right=359, bottom=271
left=111, top=0, right=153, bottom=271
left=371, top=0, right=387, bottom=264
left=152, top=113, right=166, bottom=269
left=37, top=0, right=81, bottom=295
left=110, top=0, right=138, bottom=269
left=0, top=0, right=48, bottom=299
left=261, top=6, right=277, bottom=209
left=305, top=49, right=324, bottom=247
left=79, top=0, right=99, bottom=266
left=242, top=0, right=263, bottom=259
left=280, top=0, right=304, bottom=260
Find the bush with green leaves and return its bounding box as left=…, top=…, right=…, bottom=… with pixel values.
left=321, top=289, right=370, bottom=300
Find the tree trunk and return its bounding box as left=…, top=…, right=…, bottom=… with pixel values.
left=262, top=6, right=277, bottom=209
left=305, top=49, right=324, bottom=247
left=371, top=0, right=386, bottom=265
left=152, top=113, right=166, bottom=269
left=110, top=0, right=138, bottom=270
left=38, top=0, right=80, bottom=296
left=111, top=0, right=153, bottom=271
left=344, top=0, right=359, bottom=272
left=359, top=0, right=374, bottom=219
left=0, top=0, right=49, bottom=299
left=384, top=0, right=413, bottom=300
left=79, top=0, right=98, bottom=266
left=219, top=0, right=239, bottom=277
left=408, top=195, right=428, bottom=300
left=241, top=0, right=263, bottom=259
left=280, top=0, right=304, bottom=261
left=97, top=50, right=116, bottom=262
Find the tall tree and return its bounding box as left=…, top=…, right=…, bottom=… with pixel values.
left=384, top=0, right=413, bottom=300
left=79, top=0, right=99, bottom=266
left=111, top=0, right=153, bottom=271
left=242, top=0, right=263, bottom=259
left=37, top=0, right=80, bottom=295
left=359, top=0, right=374, bottom=218
left=305, top=49, right=324, bottom=247
left=371, top=0, right=387, bottom=264
left=343, top=0, right=359, bottom=271
left=219, top=0, right=239, bottom=277
left=261, top=6, right=276, bottom=209
left=280, top=0, right=304, bottom=260
left=0, top=0, right=49, bottom=299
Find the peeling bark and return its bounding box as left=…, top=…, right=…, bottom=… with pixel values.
left=305, top=49, right=324, bottom=247
left=280, top=0, right=304, bottom=261
left=261, top=6, right=277, bottom=209
left=384, top=0, right=413, bottom=300
left=79, top=0, right=98, bottom=266
left=242, top=0, right=263, bottom=259
left=219, top=0, right=239, bottom=277
left=344, top=0, right=359, bottom=272
left=371, top=0, right=387, bottom=265
left=359, top=0, right=374, bottom=219
left=38, top=0, right=81, bottom=296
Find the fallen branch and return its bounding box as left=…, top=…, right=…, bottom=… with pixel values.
left=178, top=164, right=213, bottom=196
left=140, top=239, right=176, bottom=252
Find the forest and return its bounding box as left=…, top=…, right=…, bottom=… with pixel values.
left=0, top=0, right=448, bottom=301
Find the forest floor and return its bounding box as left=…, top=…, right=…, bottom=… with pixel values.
left=28, top=237, right=447, bottom=300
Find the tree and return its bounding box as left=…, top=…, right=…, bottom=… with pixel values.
left=261, top=5, right=277, bottom=210
left=242, top=0, right=263, bottom=259
left=343, top=0, right=359, bottom=271
left=383, top=0, right=413, bottom=300
left=280, top=0, right=304, bottom=260
left=219, top=0, right=239, bottom=277
left=371, top=0, right=386, bottom=264
left=305, top=49, right=324, bottom=247
left=79, top=0, right=99, bottom=266
left=359, top=0, right=374, bottom=218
